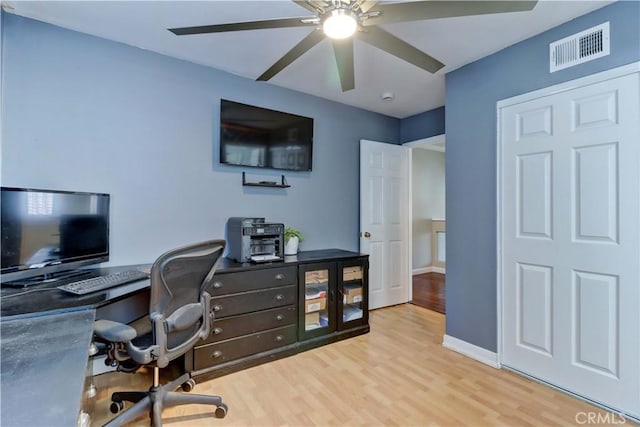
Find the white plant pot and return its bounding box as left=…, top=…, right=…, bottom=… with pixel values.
left=284, top=236, right=299, bottom=255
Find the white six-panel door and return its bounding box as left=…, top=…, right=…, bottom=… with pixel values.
left=360, top=139, right=410, bottom=310
left=500, top=66, right=640, bottom=417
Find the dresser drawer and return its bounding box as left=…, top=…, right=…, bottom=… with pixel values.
left=193, top=324, right=297, bottom=370
left=202, top=305, right=297, bottom=345
left=209, top=266, right=296, bottom=296
left=211, top=285, right=296, bottom=318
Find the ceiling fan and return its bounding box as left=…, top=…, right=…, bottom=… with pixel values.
left=169, top=0, right=538, bottom=92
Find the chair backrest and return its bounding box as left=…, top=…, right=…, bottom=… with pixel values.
left=148, top=239, right=225, bottom=365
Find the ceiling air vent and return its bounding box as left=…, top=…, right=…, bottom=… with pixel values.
left=550, top=22, right=610, bottom=72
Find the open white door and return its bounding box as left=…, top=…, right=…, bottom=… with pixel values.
left=360, top=139, right=410, bottom=310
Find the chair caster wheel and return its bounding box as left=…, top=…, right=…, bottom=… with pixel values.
left=181, top=378, right=196, bottom=392
left=110, top=400, right=125, bottom=414
left=215, top=403, right=228, bottom=418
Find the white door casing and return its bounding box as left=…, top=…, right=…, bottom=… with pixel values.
left=499, top=64, right=640, bottom=417
left=360, top=139, right=410, bottom=310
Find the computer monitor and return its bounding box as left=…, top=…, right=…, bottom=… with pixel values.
left=1, top=187, right=110, bottom=285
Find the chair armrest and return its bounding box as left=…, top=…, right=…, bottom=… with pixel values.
left=94, top=319, right=137, bottom=343
left=165, top=303, right=204, bottom=333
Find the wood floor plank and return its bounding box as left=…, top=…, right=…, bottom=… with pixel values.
left=411, top=272, right=446, bottom=313
left=92, top=303, right=628, bottom=426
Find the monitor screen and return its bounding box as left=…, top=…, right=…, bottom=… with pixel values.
left=219, top=99, right=314, bottom=172
left=1, top=187, right=110, bottom=283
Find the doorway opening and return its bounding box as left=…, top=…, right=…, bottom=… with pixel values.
left=404, top=134, right=445, bottom=314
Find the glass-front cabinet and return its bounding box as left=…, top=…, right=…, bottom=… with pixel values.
left=298, top=257, right=368, bottom=341
left=337, top=259, right=368, bottom=330
left=299, top=262, right=337, bottom=340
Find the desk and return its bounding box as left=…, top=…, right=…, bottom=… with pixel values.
left=0, top=250, right=369, bottom=421
left=0, top=307, right=95, bottom=427
left=0, top=265, right=151, bottom=320
left=1, top=266, right=150, bottom=427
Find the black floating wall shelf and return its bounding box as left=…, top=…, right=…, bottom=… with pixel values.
left=242, top=172, right=290, bottom=188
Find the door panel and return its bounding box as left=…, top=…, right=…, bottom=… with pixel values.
left=501, top=70, right=640, bottom=417
left=517, top=263, right=553, bottom=356
left=572, top=90, right=617, bottom=130
left=517, top=152, right=552, bottom=238
left=573, top=143, right=618, bottom=243
left=573, top=270, right=618, bottom=377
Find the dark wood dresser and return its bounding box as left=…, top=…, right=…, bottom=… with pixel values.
left=184, top=249, right=369, bottom=380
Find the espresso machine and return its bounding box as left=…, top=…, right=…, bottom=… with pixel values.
left=226, top=217, right=284, bottom=263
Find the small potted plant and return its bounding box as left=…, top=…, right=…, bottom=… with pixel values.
left=284, top=227, right=304, bottom=255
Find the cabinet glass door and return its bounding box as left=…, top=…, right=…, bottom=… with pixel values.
left=299, top=263, right=336, bottom=340
left=338, top=260, right=368, bottom=330
left=303, top=269, right=329, bottom=331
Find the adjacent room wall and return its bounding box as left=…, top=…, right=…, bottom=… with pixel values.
left=400, top=106, right=445, bottom=143
left=411, top=148, right=445, bottom=272
left=445, top=1, right=640, bottom=352
left=1, top=14, right=399, bottom=266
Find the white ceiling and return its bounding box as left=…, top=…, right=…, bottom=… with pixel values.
left=4, top=0, right=612, bottom=118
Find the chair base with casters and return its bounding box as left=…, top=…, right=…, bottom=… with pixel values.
left=105, top=366, right=227, bottom=427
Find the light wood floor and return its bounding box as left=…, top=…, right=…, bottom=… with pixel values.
left=93, top=303, right=621, bottom=426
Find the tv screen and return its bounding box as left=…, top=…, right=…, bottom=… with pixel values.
left=220, top=99, right=313, bottom=172
left=1, top=187, right=110, bottom=283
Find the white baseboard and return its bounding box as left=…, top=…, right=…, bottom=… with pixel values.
left=412, top=266, right=446, bottom=275
left=442, top=334, right=500, bottom=368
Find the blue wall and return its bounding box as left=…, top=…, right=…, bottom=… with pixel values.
left=445, top=0, right=640, bottom=351
left=400, top=106, right=445, bottom=143
left=1, top=13, right=399, bottom=266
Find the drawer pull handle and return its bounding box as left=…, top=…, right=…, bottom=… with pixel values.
left=275, top=335, right=284, bottom=342
left=275, top=294, right=284, bottom=301
left=213, top=327, right=223, bottom=335
left=212, top=351, right=222, bottom=358
left=275, top=273, right=285, bottom=280
left=213, top=281, right=223, bottom=289
left=276, top=314, right=284, bottom=321
left=213, top=305, right=222, bottom=312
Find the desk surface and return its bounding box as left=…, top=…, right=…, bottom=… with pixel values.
left=0, top=307, right=95, bottom=427
left=0, top=265, right=150, bottom=317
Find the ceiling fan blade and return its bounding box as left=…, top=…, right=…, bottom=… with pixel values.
left=169, top=17, right=316, bottom=36
left=363, top=1, right=538, bottom=26
left=357, top=26, right=444, bottom=73
left=332, top=39, right=355, bottom=91
left=258, top=29, right=326, bottom=81
left=358, top=1, right=379, bottom=13
left=292, top=0, right=325, bottom=14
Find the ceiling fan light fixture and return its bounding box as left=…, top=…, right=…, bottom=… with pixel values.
left=323, top=9, right=358, bottom=39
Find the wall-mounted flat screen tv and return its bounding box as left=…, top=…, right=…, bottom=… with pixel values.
left=220, top=99, right=313, bottom=172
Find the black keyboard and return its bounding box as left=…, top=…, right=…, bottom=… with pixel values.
left=58, top=270, right=149, bottom=295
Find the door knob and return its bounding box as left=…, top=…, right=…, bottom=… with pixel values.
left=361, top=231, right=371, bottom=238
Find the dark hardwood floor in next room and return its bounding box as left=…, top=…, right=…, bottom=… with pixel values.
left=411, top=272, right=446, bottom=314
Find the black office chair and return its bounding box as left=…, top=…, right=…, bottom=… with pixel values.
left=93, top=240, right=227, bottom=426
